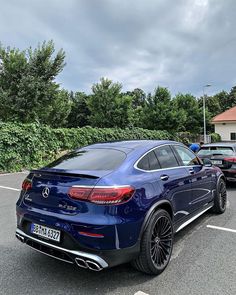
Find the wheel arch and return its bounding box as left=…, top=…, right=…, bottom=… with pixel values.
left=217, top=173, right=226, bottom=190
left=219, top=173, right=226, bottom=183
left=139, top=200, right=174, bottom=240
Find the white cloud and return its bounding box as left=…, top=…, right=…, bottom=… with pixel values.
left=0, top=0, right=236, bottom=96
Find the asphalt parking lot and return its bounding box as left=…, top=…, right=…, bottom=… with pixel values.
left=0, top=172, right=236, bottom=295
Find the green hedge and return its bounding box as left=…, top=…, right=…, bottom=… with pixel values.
left=0, top=123, right=174, bottom=172
left=210, top=133, right=221, bottom=143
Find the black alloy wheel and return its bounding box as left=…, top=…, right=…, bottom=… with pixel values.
left=132, top=209, right=173, bottom=275
left=150, top=215, right=173, bottom=268
left=212, top=178, right=227, bottom=214
left=219, top=179, right=227, bottom=211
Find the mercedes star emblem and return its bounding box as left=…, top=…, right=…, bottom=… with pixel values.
left=42, top=187, right=50, bottom=198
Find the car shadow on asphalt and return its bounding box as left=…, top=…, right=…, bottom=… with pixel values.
left=25, top=252, right=153, bottom=294
left=226, top=181, right=236, bottom=191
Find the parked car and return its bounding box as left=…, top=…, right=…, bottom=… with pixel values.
left=16, top=140, right=226, bottom=275
left=198, top=143, right=236, bottom=182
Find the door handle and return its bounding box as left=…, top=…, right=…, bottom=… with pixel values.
left=189, top=168, right=194, bottom=175
left=160, top=174, right=169, bottom=181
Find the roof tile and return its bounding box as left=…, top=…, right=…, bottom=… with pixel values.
left=212, top=105, right=236, bottom=122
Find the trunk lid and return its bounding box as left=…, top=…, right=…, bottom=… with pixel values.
left=22, top=147, right=128, bottom=214
left=23, top=169, right=109, bottom=214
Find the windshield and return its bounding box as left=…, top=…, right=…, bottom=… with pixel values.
left=198, top=146, right=234, bottom=156
left=46, top=148, right=127, bottom=171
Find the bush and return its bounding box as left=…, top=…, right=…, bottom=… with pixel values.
left=210, top=133, right=221, bottom=143
left=0, top=123, right=174, bottom=172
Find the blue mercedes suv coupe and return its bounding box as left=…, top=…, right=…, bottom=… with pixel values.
left=16, top=140, right=227, bottom=274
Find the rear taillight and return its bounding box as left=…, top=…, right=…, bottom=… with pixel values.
left=68, top=186, right=135, bottom=205
left=89, top=187, right=135, bottom=204
left=224, top=157, right=236, bottom=163
left=22, top=179, right=32, bottom=191
left=68, top=187, right=91, bottom=200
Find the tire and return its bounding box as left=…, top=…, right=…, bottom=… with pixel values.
left=132, top=209, right=173, bottom=275
left=212, top=178, right=227, bottom=214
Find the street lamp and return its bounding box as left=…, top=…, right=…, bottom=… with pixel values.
left=203, top=84, right=211, bottom=143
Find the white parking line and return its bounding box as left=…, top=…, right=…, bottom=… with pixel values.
left=207, top=225, right=236, bottom=233
left=0, top=185, right=20, bottom=192
left=134, top=292, right=149, bottom=295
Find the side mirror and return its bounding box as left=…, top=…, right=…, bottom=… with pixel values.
left=202, top=158, right=212, bottom=167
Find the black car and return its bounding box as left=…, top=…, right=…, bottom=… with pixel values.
left=198, top=143, right=236, bottom=182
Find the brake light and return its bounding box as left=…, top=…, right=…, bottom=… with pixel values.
left=224, top=157, right=236, bottom=163
left=68, top=187, right=91, bottom=200
left=89, top=187, right=135, bottom=204
left=22, top=179, right=32, bottom=191
left=68, top=186, right=135, bottom=205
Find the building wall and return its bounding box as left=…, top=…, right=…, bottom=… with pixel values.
left=214, top=122, right=236, bottom=141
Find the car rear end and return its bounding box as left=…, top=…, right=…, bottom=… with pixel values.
left=16, top=147, right=142, bottom=271
left=198, top=144, right=236, bottom=182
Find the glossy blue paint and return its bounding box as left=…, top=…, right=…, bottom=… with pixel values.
left=16, top=140, right=222, bottom=257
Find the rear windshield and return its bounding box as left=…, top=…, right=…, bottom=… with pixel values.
left=46, top=149, right=126, bottom=171
left=198, top=146, right=234, bottom=156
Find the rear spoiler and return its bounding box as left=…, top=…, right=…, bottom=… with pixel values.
left=30, top=169, right=99, bottom=179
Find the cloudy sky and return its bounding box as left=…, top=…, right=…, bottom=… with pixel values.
left=0, top=0, right=236, bottom=96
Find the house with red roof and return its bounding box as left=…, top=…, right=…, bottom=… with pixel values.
left=212, top=106, right=236, bottom=141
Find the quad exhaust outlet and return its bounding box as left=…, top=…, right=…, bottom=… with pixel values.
left=75, top=257, right=103, bottom=271
left=15, top=229, right=107, bottom=271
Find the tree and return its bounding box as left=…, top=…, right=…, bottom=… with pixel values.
left=226, top=87, right=236, bottom=110
left=205, top=95, right=221, bottom=117
left=123, top=88, right=146, bottom=127
left=173, top=93, right=202, bottom=134
left=67, top=92, right=90, bottom=127
left=87, top=77, right=132, bottom=128
left=141, top=87, right=186, bottom=132
left=124, top=88, right=146, bottom=108
left=0, top=41, right=71, bottom=126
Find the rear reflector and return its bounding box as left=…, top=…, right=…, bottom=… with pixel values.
left=22, top=179, right=32, bottom=191
left=78, top=231, right=104, bottom=238
left=68, top=186, right=135, bottom=205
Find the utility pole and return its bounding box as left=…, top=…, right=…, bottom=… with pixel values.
left=203, top=84, right=211, bottom=143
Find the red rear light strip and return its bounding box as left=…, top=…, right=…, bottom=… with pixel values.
left=78, top=231, right=104, bottom=238
left=22, top=178, right=32, bottom=191
left=224, top=157, right=236, bottom=163
left=71, top=185, right=132, bottom=188
left=68, top=185, right=135, bottom=205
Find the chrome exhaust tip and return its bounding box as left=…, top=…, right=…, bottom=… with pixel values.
left=15, top=233, right=25, bottom=243
left=75, top=257, right=103, bottom=271
left=86, top=260, right=103, bottom=271
left=75, top=257, right=88, bottom=269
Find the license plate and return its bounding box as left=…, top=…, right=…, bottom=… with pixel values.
left=212, top=160, right=222, bottom=165
left=30, top=223, right=61, bottom=242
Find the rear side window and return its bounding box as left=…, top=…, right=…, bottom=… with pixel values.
left=47, top=149, right=126, bottom=171
left=137, top=151, right=160, bottom=171
left=154, top=146, right=179, bottom=168
left=174, top=145, right=201, bottom=166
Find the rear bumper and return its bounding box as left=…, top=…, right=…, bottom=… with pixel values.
left=15, top=228, right=140, bottom=270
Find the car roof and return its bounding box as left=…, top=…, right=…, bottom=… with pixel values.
left=84, top=140, right=178, bottom=151
left=202, top=142, right=236, bottom=147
